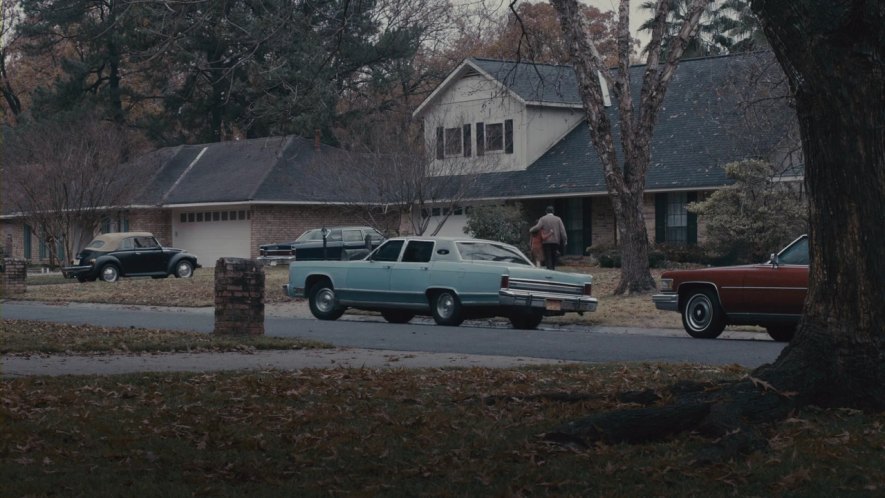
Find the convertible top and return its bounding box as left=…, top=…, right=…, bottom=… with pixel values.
left=84, top=232, right=155, bottom=252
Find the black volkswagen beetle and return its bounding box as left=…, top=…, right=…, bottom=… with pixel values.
left=258, top=226, right=385, bottom=265
left=62, top=232, right=201, bottom=283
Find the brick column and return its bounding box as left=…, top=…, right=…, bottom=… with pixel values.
left=0, top=258, right=27, bottom=296
left=214, top=258, right=265, bottom=336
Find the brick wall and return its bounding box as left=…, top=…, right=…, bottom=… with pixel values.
left=130, top=209, right=172, bottom=246
left=590, top=196, right=617, bottom=247
left=1, top=258, right=27, bottom=295
left=250, top=205, right=382, bottom=258
left=214, top=258, right=264, bottom=336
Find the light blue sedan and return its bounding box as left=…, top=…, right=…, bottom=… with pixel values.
left=283, top=236, right=598, bottom=329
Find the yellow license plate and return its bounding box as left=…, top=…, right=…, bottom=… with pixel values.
left=545, top=299, right=561, bottom=311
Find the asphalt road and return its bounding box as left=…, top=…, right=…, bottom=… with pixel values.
left=1, top=301, right=786, bottom=368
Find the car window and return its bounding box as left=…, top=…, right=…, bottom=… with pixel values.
left=456, top=242, right=532, bottom=265
left=402, top=241, right=434, bottom=263
left=135, top=236, right=160, bottom=249
left=343, top=230, right=363, bottom=242
left=297, top=229, right=324, bottom=242
left=778, top=237, right=809, bottom=265
left=120, top=238, right=136, bottom=250
left=85, top=239, right=105, bottom=249
left=371, top=240, right=404, bottom=262
left=327, top=230, right=342, bottom=241
left=367, top=229, right=384, bottom=242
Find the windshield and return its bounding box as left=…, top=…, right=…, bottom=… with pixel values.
left=295, top=229, right=341, bottom=242
left=456, top=241, right=532, bottom=265
left=776, top=236, right=809, bottom=265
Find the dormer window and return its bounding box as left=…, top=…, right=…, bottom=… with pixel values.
left=475, top=119, right=513, bottom=156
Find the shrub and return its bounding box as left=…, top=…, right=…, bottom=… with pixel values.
left=689, top=160, right=807, bottom=263
left=463, top=204, right=531, bottom=255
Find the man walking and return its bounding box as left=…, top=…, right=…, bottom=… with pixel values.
left=530, top=206, right=567, bottom=270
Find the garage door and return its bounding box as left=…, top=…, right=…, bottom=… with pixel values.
left=173, top=208, right=251, bottom=267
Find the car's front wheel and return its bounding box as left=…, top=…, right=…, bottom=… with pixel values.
left=381, top=310, right=414, bottom=324
left=174, top=260, right=194, bottom=278
left=308, top=280, right=345, bottom=321
left=431, top=290, right=463, bottom=326
left=509, top=309, right=544, bottom=330
left=766, top=325, right=796, bottom=342
left=681, top=289, right=726, bottom=339
left=99, top=264, right=120, bottom=283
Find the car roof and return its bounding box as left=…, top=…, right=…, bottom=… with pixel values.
left=305, top=226, right=379, bottom=231
left=88, top=232, right=155, bottom=251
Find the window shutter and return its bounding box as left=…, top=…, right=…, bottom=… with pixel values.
left=475, top=122, right=485, bottom=156
left=435, top=127, right=444, bottom=159
left=654, top=193, right=667, bottom=243
left=504, top=119, right=513, bottom=154
left=463, top=124, right=471, bottom=157
left=686, top=192, right=698, bottom=245
left=582, top=198, right=593, bottom=250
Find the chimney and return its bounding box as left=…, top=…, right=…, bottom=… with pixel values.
left=314, top=129, right=321, bottom=151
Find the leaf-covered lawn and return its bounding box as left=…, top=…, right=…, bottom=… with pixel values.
left=0, top=319, right=329, bottom=355
left=2, top=365, right=882, bottom=496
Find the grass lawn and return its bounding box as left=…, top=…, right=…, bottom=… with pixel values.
left=2, top=364, right=883, bottom=496
left=16, top=265, right=701, bottom=331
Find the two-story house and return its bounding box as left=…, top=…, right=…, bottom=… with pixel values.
left=413, top=52, right=800, bottom=255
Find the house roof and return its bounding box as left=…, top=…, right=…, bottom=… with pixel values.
left=131, top=135, right=365, bottom=207
left=429, top=52, right=798, bottom=200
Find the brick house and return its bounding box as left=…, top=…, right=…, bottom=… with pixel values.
left=413, top=52, right=801, bottom=254
left=2, top=52, right=800, bottom=265
left=1, top=135, right=390, bottom=267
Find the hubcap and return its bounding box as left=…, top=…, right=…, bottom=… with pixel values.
left=177, top=262, right=192, bottom=277
left=436, top=293, right=455, bottom=319
left=102, top=267, right=117, bottom=281
left=686, top=296, right=712, bottom=331
left=316, top=288, right=336, bottom=313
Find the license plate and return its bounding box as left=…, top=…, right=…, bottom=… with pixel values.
left=545, top=299, right=561, bottom=311
left=73, top=259, right=80, bottom=265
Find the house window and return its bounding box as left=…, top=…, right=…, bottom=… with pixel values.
left=666, top=192, right=688, bottom=244
left=485, top=123, right=504, bottom=151
left=655, top=192, right=697, bottom=245
left=476, top=119, right=513, bottom=156
left=444, top=127, right=462, bottom=156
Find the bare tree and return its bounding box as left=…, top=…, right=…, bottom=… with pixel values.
left=310, top=115, right=500, bottom=237
left=539, top=0, right=713, bottom=294
left=3, top=114, right=150, bottom=266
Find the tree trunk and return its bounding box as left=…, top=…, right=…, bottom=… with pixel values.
left=612, top=190, right=656, bottom=294
left=747, top=0, right=885, bottom=410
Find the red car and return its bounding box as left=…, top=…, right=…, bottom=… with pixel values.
left=652, top=235, right=808, bottom=341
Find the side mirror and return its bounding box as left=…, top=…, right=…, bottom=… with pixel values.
left=770, top=253, right=779, bottom=268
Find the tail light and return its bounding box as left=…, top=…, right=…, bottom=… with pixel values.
left=500, top=275, right=509, bottom=289
left=583, top=283, right=592, bottom=295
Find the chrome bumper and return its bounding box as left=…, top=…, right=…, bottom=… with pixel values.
left=61, top=265, right=93, bottom=278
left=652, top=293, right=679, bottom=311
left=499, top=289, right=598, bottom=312
left=258, top=256, right=295, bottom=266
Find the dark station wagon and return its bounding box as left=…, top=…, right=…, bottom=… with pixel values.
left=258, top=226, right=385, bottom=264
left=62, top=232, right=201, bottom=283
left=652, top=235, right=808, bottom=341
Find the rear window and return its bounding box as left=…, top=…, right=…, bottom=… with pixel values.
left=85, top=239, right=106, bottom=249
left=456, top=242, right=531, bottom=265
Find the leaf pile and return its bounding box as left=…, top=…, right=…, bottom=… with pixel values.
left=0, top=319, right=328, bottom=355
left=2, top=364, right=882, bottom=496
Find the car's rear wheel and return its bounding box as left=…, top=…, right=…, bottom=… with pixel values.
left=431, top=290, right=463, bottom=326
left=308, top=280, right=345, bottom=321
left=766, top=325, right=796, bottom=342
left=509, top=309, right=544, bottom=330
left=99, top=264, right=120, bottom=283
left=681, top=289, right=726, bottom=339
left=381, top=310, right=414, bottom=324
left=174, top=260, right=194, bottom=278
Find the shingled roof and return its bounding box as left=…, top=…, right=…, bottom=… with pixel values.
left=428, top=52, right=798, bottom=200
left=131, top=135, right=365, bottom=207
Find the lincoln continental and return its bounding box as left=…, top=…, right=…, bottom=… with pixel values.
left=652, top=234, right=808, bottom=341
left=283, top=236, right=597, bottom=329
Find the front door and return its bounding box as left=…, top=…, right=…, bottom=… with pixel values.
left=339, top=240, right=404, bottom=304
